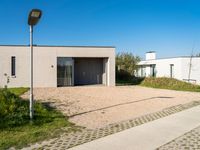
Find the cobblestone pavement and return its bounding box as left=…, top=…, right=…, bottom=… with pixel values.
left=23, top=100, right=200, bottom=150
left=158, top=126, right=200, bottom=150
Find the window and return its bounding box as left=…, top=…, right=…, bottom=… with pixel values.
left=170, top=64, right=174, bottom=78
left=141, top=66, right=146, bottom=77
left=11, top=56, right=16, bottom=76
left=150, top=64, right=156, bottom=77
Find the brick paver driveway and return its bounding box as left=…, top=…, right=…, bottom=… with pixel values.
left=158, top=125, right=200, bottom=150
left=22, top=86, right=200, bottom=129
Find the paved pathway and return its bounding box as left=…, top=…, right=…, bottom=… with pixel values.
left=158, top=126, right=200, bottom=149
left=22, top=101, right=200, bottom=150
left=69, top=105, right=200, bottom=150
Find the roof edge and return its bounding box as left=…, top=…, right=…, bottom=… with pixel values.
left=0, top=44, right=115, bottom=48
left=139, top=56, right=200, bottom=62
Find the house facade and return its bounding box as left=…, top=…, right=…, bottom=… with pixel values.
left=0, top=45, right=115, bottom=87
left=137, top=51, right=200, bottom=84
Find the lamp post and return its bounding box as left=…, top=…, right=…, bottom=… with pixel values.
left=28, top=9, right=42, bottom=120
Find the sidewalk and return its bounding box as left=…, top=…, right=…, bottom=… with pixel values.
left=69, top=105, right=200, bottom=150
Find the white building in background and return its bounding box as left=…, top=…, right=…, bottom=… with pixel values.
left=137, top=51, right=200, bottom=84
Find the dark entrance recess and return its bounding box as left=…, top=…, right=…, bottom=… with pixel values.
left=74, top=58, right=103, bottom=85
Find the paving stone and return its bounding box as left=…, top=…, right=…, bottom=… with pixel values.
left=158, top=126, right=200, bottom=150
left=22, top=100, right=200, bottom=150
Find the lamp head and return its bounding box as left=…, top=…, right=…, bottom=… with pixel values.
left=28, top=9, right=42, bottom=26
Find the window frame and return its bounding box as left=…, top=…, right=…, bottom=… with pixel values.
left=11, top=56, right=16, bottom=77
left=170, top=64, right=174, bottom=78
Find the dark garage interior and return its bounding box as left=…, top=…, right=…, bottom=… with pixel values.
left=74, top=58, right=103, bottom=85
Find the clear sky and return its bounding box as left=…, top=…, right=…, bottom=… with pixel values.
left=1, top=0, right=200, bottom=59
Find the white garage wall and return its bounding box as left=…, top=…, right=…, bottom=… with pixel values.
left=0, top=45, right=115, bottom=87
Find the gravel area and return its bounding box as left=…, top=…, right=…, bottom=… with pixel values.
left=22, top=86, right=200, bottom=129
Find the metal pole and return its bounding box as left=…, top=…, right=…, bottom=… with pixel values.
left=188, top=55, right=192, bottom=82
left=188, top=41, right=195, bottom=83
left=30, top=25, right=33, bottom=120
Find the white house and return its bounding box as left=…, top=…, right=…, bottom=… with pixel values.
left=0, top=45, right=115, bottom=88
left=137, top=51, right=200, bottom=84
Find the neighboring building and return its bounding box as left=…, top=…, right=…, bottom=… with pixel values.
left=137, top=51, right=200, bottom=84
left=0, top=45, right=115, bottom=87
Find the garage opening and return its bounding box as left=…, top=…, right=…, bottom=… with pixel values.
left=57, top=57, right=108, bottom=87
left=74, top=58, right=106, bottom=85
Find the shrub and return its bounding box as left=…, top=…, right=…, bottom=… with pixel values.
left=0, top=88, right=28, bottom=128
left=0, top=88, right=73, bottom=150
left=116, top=69, right=133, bottom=81
left=0, top=88, right=66, bottom=129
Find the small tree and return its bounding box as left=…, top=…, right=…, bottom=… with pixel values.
left=116, top=52, right=140, bottom=80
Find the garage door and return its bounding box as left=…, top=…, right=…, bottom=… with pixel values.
left=74, top=58, right=103, bottom=85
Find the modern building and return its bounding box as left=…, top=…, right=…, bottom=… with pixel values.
left=137, top=51, right=200, bottom=84
left=0, top=45, right=115, bottom=87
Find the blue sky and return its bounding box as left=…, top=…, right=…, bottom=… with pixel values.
left=1, top=0, right=200, bottom=59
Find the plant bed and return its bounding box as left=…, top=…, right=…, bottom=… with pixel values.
left=116, top=77, right=145, bottom=86
left=0, top=88, right=78, bottom=150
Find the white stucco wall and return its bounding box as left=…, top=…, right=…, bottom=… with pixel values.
left=0, top=45, right=115, bottom=87
left=137, top=57, right=200, bottom=84
left=180, top=58, right=200, bottom=84
left=145, top=52, right=156, bottom=60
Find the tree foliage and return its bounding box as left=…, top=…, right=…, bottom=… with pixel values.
left=116, top=52, right=140, bottom=80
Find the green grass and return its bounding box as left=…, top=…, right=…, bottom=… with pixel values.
left=8, top=87, right=29, bottom=96
left=0, top=88, right=78, bottom=150
left=140, top=77, right=200, bottom=92
left=117, top=77, right=200, bottom=92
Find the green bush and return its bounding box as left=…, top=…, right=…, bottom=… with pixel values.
left=0, top=88, right=27, bottom=128
left=0, top=88, right=76, bottom=149
left=116, top=69, right=133, bottom=81
left=0, top=88, right=66, bottom=129
left=116, top=77, right=145, bottom=86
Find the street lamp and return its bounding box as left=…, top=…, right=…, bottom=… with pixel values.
left=28, top=9, right=42, bottom=120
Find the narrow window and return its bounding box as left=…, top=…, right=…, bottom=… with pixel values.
left=11, top=56, right=16, bottom=76
left=141, top=66, right=146, bottom=77
left=150, top=64, right=156, bottom=77
left=170, top=64, right=174, bottom=78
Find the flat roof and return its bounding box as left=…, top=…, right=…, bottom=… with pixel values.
left=140, top=56, right=200, bottom=61
left=159, top=56, right=200, bottom=59
left=0, top=44, right=115, bottom=48
left=146, top=51, right=156, bottom=53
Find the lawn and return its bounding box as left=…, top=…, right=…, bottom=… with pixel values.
left=140, top=77, right=200, bottom=92
left=117, top=77, right=200, bottom=92
left=0, top=88, right=78, bottom=150
left=8, top=87, right=29, bottom=96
